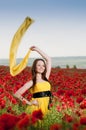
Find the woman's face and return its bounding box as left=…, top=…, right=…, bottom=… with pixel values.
left=36, top=60, right=45, bottom=74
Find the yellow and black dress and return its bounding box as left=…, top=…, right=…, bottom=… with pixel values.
left=26, top=81, right=51, bottom=116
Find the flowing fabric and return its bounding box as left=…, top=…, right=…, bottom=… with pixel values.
left=9, top=17, right=34, bottom=76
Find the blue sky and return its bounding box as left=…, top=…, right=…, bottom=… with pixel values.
left=0, top=0, right=86, bottom=58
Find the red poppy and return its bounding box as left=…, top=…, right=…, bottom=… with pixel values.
left=32, top=109, right=43, bottom=121
left=50, top=123, right=61, bottom=130
left=63, top=114, right=73, bottom=123
left=76, top=96, right=84, bottom=103
left=17, top=114, right=30, bottom=129
left=0, top=113, right=19, bottom=129
left=80, top=117, right=86, bottom=125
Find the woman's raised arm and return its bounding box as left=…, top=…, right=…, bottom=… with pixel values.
left=30, top=46, right=51, bottom=79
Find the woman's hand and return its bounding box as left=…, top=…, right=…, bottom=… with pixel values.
left=30, top=46, right=35, bottom=50
left=31, top=99, right=39, bottom=106
left=30, top=46, right=38, bottom=51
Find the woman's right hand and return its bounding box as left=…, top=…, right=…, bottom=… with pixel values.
left=30, top=46, right=39, bottom=51
left=31, top=99, right=39, bottom=106
left=30, top=46, right=35, bottom=50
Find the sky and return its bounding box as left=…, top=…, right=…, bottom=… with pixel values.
left=0, top=0, right=86, bottom=59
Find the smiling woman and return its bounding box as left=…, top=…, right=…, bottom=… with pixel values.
left=9, top=17, right=34, bottom=76
left=14, top=46, right=52, bottom=116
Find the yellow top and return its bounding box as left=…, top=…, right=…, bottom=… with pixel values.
left=30, top=81, right=51, bottom=93
left=26, top=81, right=51, bottom=115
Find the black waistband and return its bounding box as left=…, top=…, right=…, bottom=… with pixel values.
left=33, top=91, right=51, bottom=98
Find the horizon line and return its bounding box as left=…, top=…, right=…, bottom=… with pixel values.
left=0, top=56, right=86, bottom=59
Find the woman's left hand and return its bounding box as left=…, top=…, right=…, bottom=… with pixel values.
left=31, top=99, right=39, bottom=106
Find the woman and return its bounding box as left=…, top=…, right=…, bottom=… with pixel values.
left=14, top=46, right=52, bottom=115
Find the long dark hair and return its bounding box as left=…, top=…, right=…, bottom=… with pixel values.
left=31, top=58, right=53, bottom=106
left=31, top=58, right=49, bottom=87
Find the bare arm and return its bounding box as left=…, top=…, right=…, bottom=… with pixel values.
left=30, top=46, right=51, bottom=79
left=14, top=80, right=33, bottom=105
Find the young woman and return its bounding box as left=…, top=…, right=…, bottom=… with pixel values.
left=14, top=46, right=52, bottom=115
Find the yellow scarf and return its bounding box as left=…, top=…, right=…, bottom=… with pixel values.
left=9, top=17, right=34, bottom=76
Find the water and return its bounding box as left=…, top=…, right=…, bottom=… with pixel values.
left=51, top=57, right=86, bottom=68
left=0, top=56, right=86, bottom=69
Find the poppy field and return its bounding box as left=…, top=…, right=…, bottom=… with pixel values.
left=0, top=65, right=86, bottom=130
